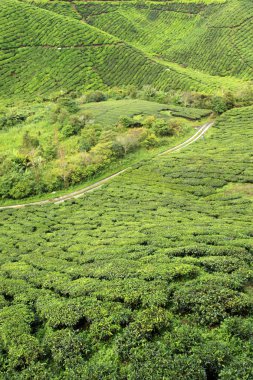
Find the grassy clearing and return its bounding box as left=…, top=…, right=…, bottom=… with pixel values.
left=81, top=99, right=173, bottom=125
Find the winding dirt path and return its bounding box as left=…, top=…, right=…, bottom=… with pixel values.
left=158, top=121, right=213, bottom=155
left=0, top=122, right=213, bottom=210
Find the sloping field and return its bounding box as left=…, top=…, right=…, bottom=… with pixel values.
left=0, top=0, right=210, bottom=96
left=167, top=0, right=253, bottom=78
left=1, top=1, right=253, bottom=378
left=80, top=99, right=212, bottom=125
left=0, top=0, right=250, bottom=97
left=77, top=0, right=253, bottom=79
left=0, top=106, right=252, bottom=378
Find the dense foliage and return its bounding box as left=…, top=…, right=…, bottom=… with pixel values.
left=0, top=106, right=252, bottom=378
left=1, top=94, right=207, bottom=200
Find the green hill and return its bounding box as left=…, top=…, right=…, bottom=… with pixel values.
left=1, top=0, right=253, bottom=378
left=0, top=0, right=251, bottom=98
left=80, top=0, right=253, bottom=79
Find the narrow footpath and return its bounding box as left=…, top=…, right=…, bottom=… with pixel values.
left=0, top=122, right=213, bottom=210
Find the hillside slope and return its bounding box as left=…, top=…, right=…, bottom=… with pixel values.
left=80, top=0, right=253, bottom=79
left=0, top=0, right=208, bottom=96
left=1, top=1, right=253, bottom=377
left=0, top=0, right=251, bottom=97
left=0, top=106, right=252, bottom=378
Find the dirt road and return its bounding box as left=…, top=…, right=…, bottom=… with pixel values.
left=0, top=122, right=213, bottom=210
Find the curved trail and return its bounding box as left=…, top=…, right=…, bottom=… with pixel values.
left=158, top=121, right=213, bottom=155
left=0, top=122, right=213, bottom=210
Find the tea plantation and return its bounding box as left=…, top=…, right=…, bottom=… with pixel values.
left=1, top=0, right=253, bottom=378
left=1, top=0, right=252, bottom=97
left=0, top=105, right=252, bottom=378
left=78, top=0, right=253, bottom=79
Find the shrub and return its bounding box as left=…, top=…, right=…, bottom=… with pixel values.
left=85, top=91, right=107, bottom=103
left=153, top=118, right=179, bottom=137
left=57, top=98, right=80, bottom=113
left=142, top=133, right=159, bottom=149
left=0, top=112, right=27, bottom=130
left=118, top=116, right=142, bottom=128
left=211, top=96, right=228, bottom=114
left=129, top=307, right=172, bottom=340
left=7, top=334, right=41, bottom=370
left=192, top=338, right=232, bottom=380
left=79, top=127, right=100, bottom=152
left=43, top=328, right=91, bottom=367
left=111, top=141, right=125, bottom=158
left=126, top=343, right=206, bottom=380
left=9, top=173, right=36, bottom=200
left=219, top=355, right=253, bottom=380
left=60, top=124, right=76, bottom=138
left=140, top=85, right=157, bottom=100
left=173, top=281, right=253, bottom=326
left=21, top=131, right=40, bottom=151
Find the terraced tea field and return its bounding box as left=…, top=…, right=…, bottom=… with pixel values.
left=80, top=99, right=212, bottom=125
left=1, top=0, right=253, bottom=378
left=1, top=0, right=252, bottom=97
left=80, top=0, right=253, bottom=79
left=0, top=105, right=252, bottom=378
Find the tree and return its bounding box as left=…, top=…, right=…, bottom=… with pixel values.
left=224, top=91, right=235, bottom=109
left=26, top=149, right=44, bottom=185
left=21, top=131, right=39, bottom=153
left=57, top=147, right=70, bottom=187
left=211, top=96, right=228, bottom=114
left=152, top=118, right=180, bottom=137
left=116, top=129, right=145, bottom=155
left=85, top=91, right=107, bottom=103
left=79, top=127, right=100, bottom=152
left=118, top=116, right=141, bottom=128
left=142, top=133, right=159, bottom=149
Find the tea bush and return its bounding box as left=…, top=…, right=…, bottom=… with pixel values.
left=0, top=106, right=252, bottom=377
